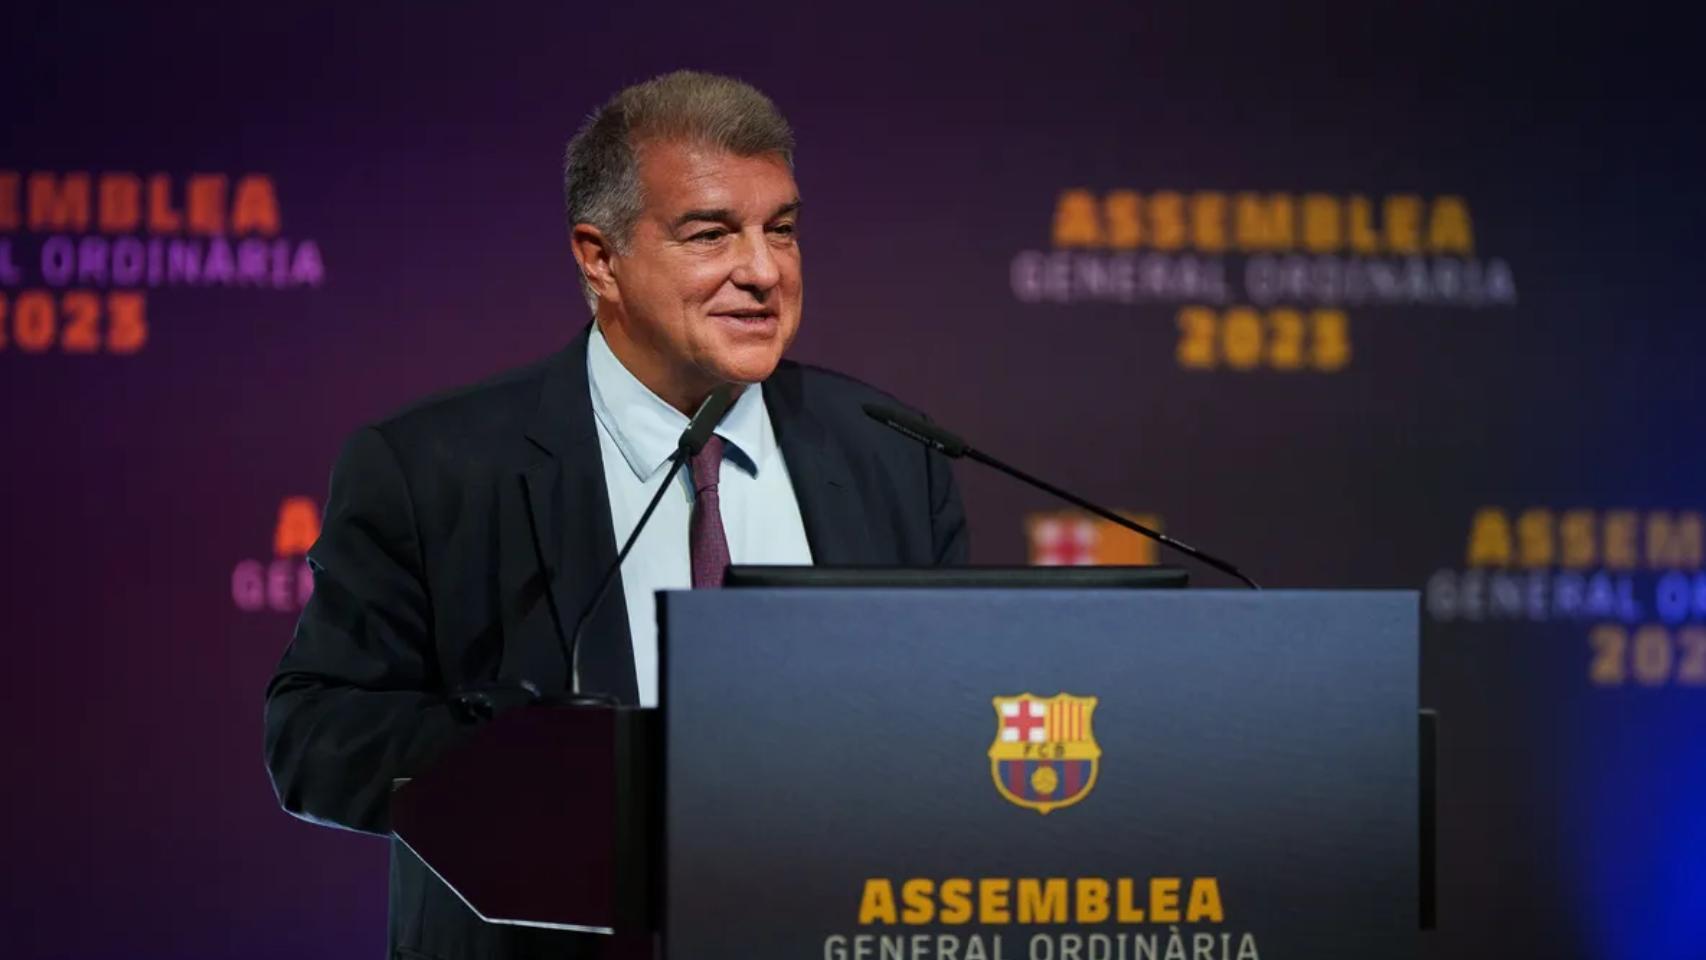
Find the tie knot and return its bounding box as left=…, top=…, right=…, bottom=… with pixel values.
left=689, top=434, right=724, bottom=494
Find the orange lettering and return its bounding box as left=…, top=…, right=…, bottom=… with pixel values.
left=1116, top=878, right=1145, bottom=922
left=107, top=292, right=148, bottom=353
left=274, top=497, right=322, bottom=556
left=1104, top=191, right=1141, bottom=249
left=1017, top=878, right=1068, bottom=924
left=939, top=879, right=974, bottom=925
left=1233, top=193, right=1293, bottom=251
left=60, top=291, right=100, bottom=353
left=1517, top=508, right=1554, bottom=567
left=1149, top=192, right=1185, bottom=250
left=1302, top=194, right=1340, bottom=252
left=1075, top=878, right=1110, bottom=923
left=186, top=174, right=228, bottom=234
left=0, top=172, right=19, bottom=230
left=900, top=879, right=934, bottom=925
left=1428, top=196, right=1474, bottom=254
left=148, top=174, right=182, bottom=232
left=28, top=173, right=91, bottom=231
left=1347, top=196, right=1379, bottom=254
left=978, top=878, right=1011, bottom=924
left=1604, top=510, right=1638, bottom=571
left=1385, top=195, right=1422, bottom=254
left=231, top=175, right=281, bottom=235
left=1189, top=191, right=1227, bottom=252
left=1561, top=509, right=1596, bottom=569
left=13, top=290, right=55, bottom=351
left=98, top=174, right=142, bottom=233
left=1052, top=190, right=1102, bottom=247
left=1149, top=877, right=1181, bottom=923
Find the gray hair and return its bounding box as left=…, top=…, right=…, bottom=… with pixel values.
left=563, top=70, right=796, bottom=310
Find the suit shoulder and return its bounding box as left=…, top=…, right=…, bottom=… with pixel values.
left=774, top=359, right=919, bottom=414
left=367, top=349, right=564, bottom=457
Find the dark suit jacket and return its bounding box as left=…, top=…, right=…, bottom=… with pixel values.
left=263, top=327, right=967, bottom=960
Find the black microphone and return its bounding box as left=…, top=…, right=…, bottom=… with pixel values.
left=863, top=403, right=1260, bottom=589
left=561, top=384, right=738, bottom=704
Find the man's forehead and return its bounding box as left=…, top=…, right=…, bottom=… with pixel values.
left=636, top=140, right=797, bottom=213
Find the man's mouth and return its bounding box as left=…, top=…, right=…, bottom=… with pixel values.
left=712, top=310, right=778, bottom=326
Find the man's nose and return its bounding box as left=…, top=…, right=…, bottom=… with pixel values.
left=729, top=228, right=781, bottom=293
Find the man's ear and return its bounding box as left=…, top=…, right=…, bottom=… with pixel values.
left=570, top=223, right=621, bottom=306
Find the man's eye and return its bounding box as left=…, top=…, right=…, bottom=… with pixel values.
left=689, top=229, right=727, bottom=243
left=769, top=223, right=796, bottom=237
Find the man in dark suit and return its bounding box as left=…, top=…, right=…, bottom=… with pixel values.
left=264, top=71, right=966, bottom=959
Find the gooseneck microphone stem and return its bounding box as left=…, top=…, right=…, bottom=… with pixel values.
left=965, top=447, right=1259, bottom=590
left=564, top=456, right=688, bottom=703
left=563, top=385, right=737, bottom=703
left=862, top=404, right=1259, bottom=589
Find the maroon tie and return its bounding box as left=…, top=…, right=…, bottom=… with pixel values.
left=688, top=434, right=731, bottom=588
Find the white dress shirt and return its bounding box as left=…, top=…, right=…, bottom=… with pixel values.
left=586, top=325, right=814, bottom=706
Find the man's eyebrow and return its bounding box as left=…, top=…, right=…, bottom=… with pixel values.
left=672, top=208, right=735, bottom=229
left=671, top=200, right=802, bottom=230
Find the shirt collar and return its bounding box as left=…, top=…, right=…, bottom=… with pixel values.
left=587, top=324, right=771, bottom=481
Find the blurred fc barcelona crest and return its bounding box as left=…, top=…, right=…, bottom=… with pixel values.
left=989, top=693, right=1101, bottom=814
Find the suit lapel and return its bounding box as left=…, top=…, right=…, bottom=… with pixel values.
left=499, top=327, right=638, bottom=703
left=766, top=366, right=875, bottom=566
left=500, top=348, right=868, bottom=697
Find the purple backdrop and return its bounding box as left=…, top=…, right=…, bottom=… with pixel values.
left=3, top=3, right=1703, bottom=958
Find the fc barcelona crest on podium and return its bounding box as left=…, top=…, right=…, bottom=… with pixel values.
left=988, top=693, right=1101, bottom=814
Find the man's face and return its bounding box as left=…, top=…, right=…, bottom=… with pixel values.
left=601, top=139, right=802, bottom=407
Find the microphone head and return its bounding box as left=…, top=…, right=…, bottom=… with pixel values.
left=862, top=403, right=968, bottom=458
left=679, top=385, right=738, bottom=456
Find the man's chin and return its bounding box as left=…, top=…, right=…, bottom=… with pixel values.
left=723, top=365, right=782, bottom=387
left=707, top=352, right=783, bottom=386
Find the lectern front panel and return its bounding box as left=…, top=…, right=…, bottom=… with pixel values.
left=660, top=589, right=1418, bottom=960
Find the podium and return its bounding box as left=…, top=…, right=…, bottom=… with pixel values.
left=393, top=589, right=1421, bottom=958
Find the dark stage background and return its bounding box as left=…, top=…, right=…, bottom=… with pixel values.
left=3, top=3, right=1703, bottom=958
